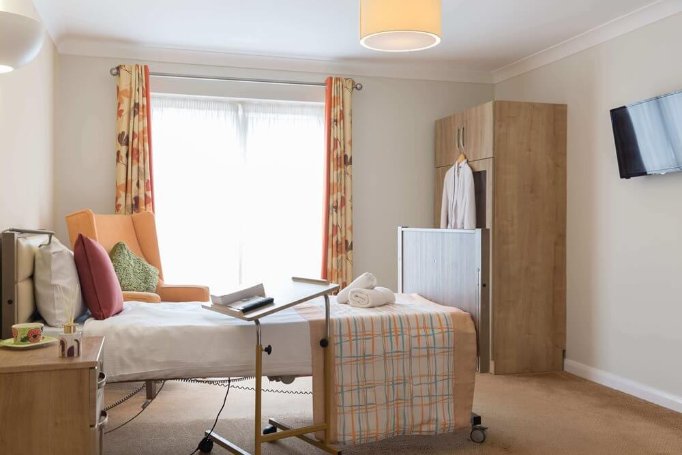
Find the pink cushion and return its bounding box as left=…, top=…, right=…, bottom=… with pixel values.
left=74, top=234, right=123, bottom=320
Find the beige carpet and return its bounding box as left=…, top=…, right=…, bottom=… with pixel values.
left=103, top=373, right=682, bottom=455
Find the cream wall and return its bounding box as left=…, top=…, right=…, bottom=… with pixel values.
left=495, top=13, right=682, bottom=408
left=0, top=36, right=55, bottom=230
left=53, top=54, right=493, bottom=288
left=353, top=77, right=492, bottom=288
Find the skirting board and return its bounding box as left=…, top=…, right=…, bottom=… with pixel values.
left=565, top=359, right=682, bottom=413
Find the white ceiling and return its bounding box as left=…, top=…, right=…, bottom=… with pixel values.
left=33, top=0, right=664, bottom=73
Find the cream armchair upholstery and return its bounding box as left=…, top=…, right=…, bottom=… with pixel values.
left=65, top=209, right=210, bottom=303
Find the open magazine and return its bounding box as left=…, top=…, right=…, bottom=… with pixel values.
left=210, top=283, right=274, bottom=314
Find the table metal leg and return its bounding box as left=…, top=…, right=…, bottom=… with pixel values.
left=267, top=418, right=341, bottom=455
left=204, top=292, right=339, bottom=454
left=260, top=294, right=339, bottom=454
left=254, top=320, right=262, bottom=455
left=204, top=430, right=249, bottom=455
left=203, top=322, right=264, bottom=455
left=323, top=294, right=332, bottom=446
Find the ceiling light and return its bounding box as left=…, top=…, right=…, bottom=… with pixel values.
left=0, top=0, right=44, bottom=74
left=360, top=0, right=442, bottom=52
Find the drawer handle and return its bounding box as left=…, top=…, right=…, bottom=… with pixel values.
left=98, top=372, right=107, bottom=389
left=97, top=410, right=108, bottom=429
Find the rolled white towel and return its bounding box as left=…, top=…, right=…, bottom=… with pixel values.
left=337, top=272, right=377, bottom=304
left=348, top=287, right=395, bottom=308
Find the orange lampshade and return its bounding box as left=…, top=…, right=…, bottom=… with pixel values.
left=360, top=0, right=442, bottom=52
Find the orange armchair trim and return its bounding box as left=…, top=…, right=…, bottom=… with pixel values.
left=123, top=291, right=162, bottom=303
left=65, top=208, right=210, bottom=302
left=157, top=284, right=210, bottom=302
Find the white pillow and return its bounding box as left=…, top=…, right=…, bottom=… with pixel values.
left=34, top=238, right=86, bottom=327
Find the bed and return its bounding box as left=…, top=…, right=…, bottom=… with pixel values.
left=1, top=227, right=487, bottom=447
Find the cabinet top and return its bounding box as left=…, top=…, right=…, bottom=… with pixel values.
left=0, top=336, right=104, bottom=374
left=436, top=99, right=567, bottom=123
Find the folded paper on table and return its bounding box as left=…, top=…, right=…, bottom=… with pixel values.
left=348, top=286, right=395, bottom=308
left=211, top=283, right=266, bottom=306
left=208, top=283, right=276, bottom=315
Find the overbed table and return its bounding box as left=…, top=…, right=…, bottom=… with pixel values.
left=201, top=278, right=340, bottom=455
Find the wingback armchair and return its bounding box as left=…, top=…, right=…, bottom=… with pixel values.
left=65, top=209, right=210, bottom=303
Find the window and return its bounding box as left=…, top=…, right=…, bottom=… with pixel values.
left=151, top=94, right=325, bottom=292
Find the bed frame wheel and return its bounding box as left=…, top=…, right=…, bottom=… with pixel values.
left=470, top=425, right=487, bottom=444
left=263, top=424, right=278, bottom=435
left=198, top=436, right=214, bottom=453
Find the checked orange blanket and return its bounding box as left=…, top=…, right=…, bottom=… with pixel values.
left=296, top=293, right=477, bottom=445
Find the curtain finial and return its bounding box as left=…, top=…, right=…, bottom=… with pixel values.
left=343, top=78, right=363, bottom=92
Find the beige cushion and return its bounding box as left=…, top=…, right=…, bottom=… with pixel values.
left=16, top=235, right=49, bottom=282
left=34, top=239, right=85, bottom=327
left=17, top=278, right=35, bottom=324
left=14, top=236, right=49, bottom=323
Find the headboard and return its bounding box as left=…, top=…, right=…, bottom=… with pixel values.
left=397, top=227, right=490, bottom=372
left=0, top=229, right=54, bottom=339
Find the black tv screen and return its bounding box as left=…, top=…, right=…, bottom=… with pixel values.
left=610, top=89, right=682, bottom=179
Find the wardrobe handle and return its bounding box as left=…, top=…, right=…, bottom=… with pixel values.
left=96, top=410, right=108, bottom=429
left=98, top=372, right=107, bottom=389
left=456, top=127, right=461, bottom=150
left=462, top=127, right=465, bottom=149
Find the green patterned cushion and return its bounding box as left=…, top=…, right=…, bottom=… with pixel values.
left=109, top=242, right=159, bottom=293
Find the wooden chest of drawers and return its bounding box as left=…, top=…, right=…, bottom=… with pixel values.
left=0, top=336, right=106, bottom=454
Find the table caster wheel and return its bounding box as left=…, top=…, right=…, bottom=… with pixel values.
left=263, top=424, right=278, bottom=435
left=199, top=436, right=214, bottom=453
left=470, top=426, right=487, bottom=443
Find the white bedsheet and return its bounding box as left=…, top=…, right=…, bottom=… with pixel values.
left=83, top=301, right=312, bottom=382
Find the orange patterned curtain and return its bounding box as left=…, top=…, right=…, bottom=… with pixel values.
left=114, top=64, right=154, bottom=214
left=322, top=77, right=354, bottom=288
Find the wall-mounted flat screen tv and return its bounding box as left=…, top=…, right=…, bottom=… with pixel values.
left=610, top=89, right=682, bottom=179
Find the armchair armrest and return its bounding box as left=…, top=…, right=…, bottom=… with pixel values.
left=156, top=284, right=210, bottom=302
left=123, top=291, right=162, bottom=303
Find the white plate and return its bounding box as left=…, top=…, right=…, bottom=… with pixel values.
left=0, top=336, right=58, bottom=350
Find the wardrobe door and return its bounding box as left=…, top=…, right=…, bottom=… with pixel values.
left=435, top=113, right=462, bottom=167
left=492, top=101, right=567, bottom=374
left=464, top=102, right=494, bottom=161
left=434, top=166, right=450, bottom=228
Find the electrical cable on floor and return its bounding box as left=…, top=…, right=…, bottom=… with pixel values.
left=189, top=378, right=231, bottom=455
left=173, top=377, right=312, bottom=395
left=104, top=381, right=166, bottom=434
left=102, top=376, right=310, bottom=446
left=104, top=383, right=146, bottom=411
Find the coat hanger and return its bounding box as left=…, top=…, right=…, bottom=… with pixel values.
left=456, top=153, right=467, bottom=165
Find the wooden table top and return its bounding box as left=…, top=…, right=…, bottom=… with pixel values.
left=0, top=336, right=104, bottom=374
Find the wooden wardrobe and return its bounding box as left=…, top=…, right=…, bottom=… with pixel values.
left=434, top=100, right=567, bottom=374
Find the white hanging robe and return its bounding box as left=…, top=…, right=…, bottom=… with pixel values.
left=440, top=160, right=476, bottom=229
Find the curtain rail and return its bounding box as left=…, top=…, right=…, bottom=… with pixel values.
left=109, top=66, right=363, bottom=91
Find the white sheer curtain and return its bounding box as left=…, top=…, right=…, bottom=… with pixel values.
left=151, top=94, right=325, bottom=293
